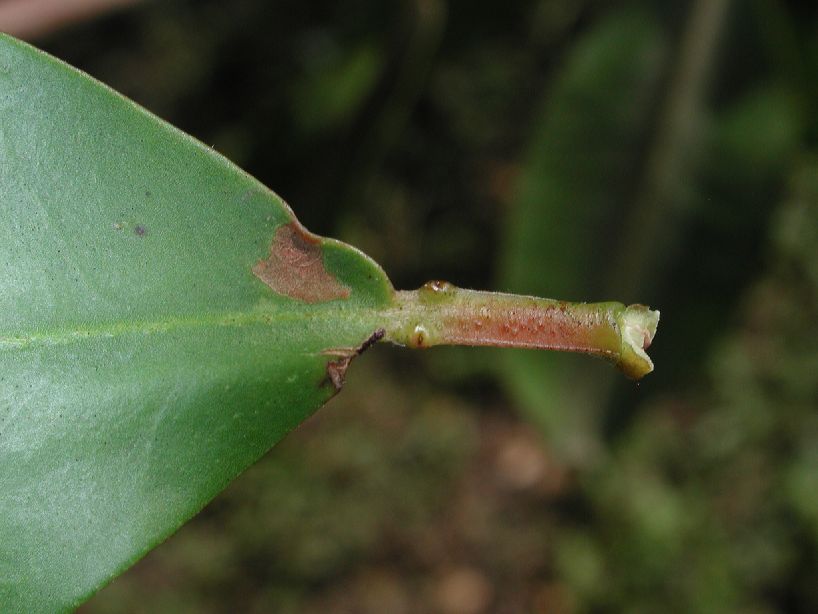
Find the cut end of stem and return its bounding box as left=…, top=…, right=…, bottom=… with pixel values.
left=615, top=304, right=660, bottom=380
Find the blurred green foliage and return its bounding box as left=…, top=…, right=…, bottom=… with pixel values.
left=31, top=0, right=816, bottom=611
left=498, top=7, right=666, bottom=460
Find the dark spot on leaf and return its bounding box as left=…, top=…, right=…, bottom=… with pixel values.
left=134, top=225, right=147, bottom=237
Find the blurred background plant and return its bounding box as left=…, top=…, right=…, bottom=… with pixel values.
left=3, top=0, right=817, bottom=612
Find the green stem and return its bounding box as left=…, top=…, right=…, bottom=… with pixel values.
left=386, top=281, right=659, bottom=380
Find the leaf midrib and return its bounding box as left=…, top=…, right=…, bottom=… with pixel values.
left=0, top=306, right=380, bottom=349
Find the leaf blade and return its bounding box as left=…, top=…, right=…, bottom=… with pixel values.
left=0, top=33, right=389, bottom=612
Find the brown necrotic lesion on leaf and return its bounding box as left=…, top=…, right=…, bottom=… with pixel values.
left=253, top=221, right=351, bottom=303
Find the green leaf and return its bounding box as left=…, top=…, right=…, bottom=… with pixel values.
left=0, top=34, right=656, bottom=612
left=0, top=34, right=391, bottom=613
